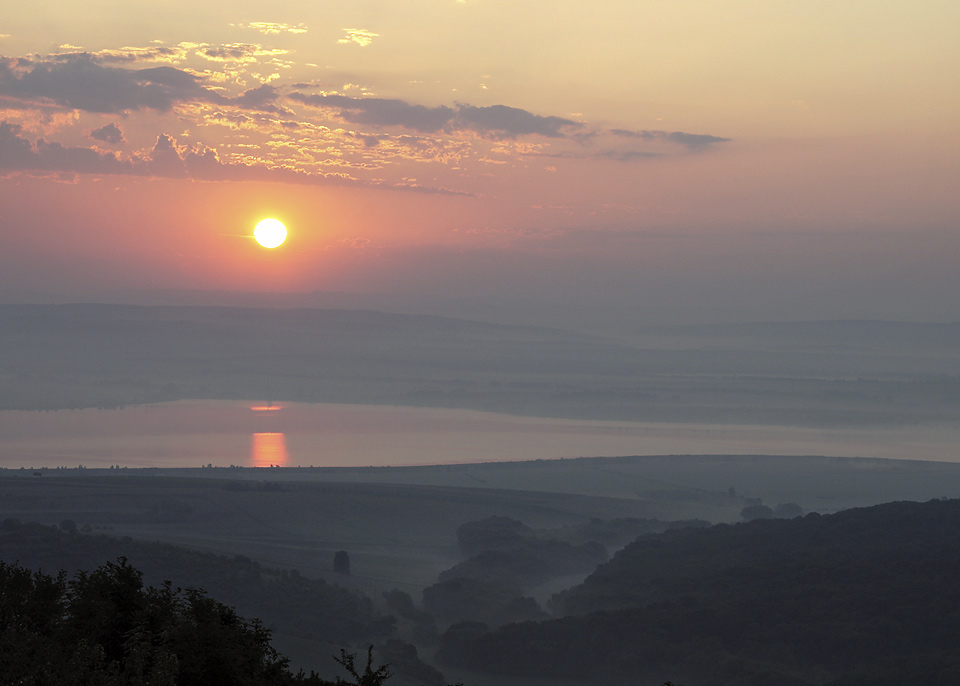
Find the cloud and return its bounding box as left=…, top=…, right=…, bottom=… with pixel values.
left=0, top=54, right=225, bottom=113
left=611, top=128, right=730, bottom=150
left=233, top=22, right=308, bottom=35
left=89, top=122, right=125, bottom=144
left=230, top=83, right=289, bottom=113
left=457, top=104, right=578, bottom=138
left=289, top=93, right=455, bottom=132
left=665, top=131, right=730, bottom=150
left=598, top=150, right=662, bottom=161
left=338, top=29, right=379, bottom=47
left=288, top=92, right=580, bottom=139
left=0, top=120, right=134, bottom=174
left=0, top=41, right=733, bottom=193
left=0, top=119, right=340, bottom=183
left=80, top=44, right=194, bottom=65
left=57, top=41, right=285, bottom=67
left=197, top=44, right=288, bottom=63
left=0, top=120, right=470, bottom=194
left=353, top=132, right=385, bottom=148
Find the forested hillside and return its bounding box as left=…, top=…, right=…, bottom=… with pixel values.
left=437, top=498, right=960, bottom=685
left=7, top=489, right=960, bottom=684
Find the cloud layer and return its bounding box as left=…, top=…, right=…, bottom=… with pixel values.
left=0, top=120, right=473, bottom=194
left=0, top=44, right=732, bottom=190
left=0, top=55, right=221, bottom=112
left=1, top=121, right=334, bottom=184
left=611, top=128, right=730, bottom=150
left=288, top=93, right=580, bottom=139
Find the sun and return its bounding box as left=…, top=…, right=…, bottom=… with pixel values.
left=254, top=218, right=287, bottom=249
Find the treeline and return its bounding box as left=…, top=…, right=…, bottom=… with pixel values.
left=0, top=519, right=393, bottom=643
left=0, top=557, right=454, bottom=686
left=0, top=521, right=465, bottom=685
left=435, top=498, right=960, bottom=685
left=0, top=557, right=332, bottom=685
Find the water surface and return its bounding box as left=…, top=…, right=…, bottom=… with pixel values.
left=2, top=400, right=959, bottom=469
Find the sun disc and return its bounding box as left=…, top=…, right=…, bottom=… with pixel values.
left=254, top=218, right=287, bottom=248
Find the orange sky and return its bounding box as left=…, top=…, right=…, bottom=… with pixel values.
left=1, top=1, right=958, bottom=327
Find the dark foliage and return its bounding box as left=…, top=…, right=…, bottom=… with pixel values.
left=0, top=558, right=464, bottom=686
left=332, top=647, right=391, bottom=686
left=569, top=517, right=666, bottom=546
left=458, top=515, right=705, bottom=557
left=438, top=539, right=608, bottom=588
left=455, top=516, right=531, bottom=554
left=0, top=520, right=395, bottom=643
left=333, top=551, right=351, bottom=575
left=0, top=557, right=297, bottom=685
left=773, top=502, right=804, bottom=519
left=435, top=515, right=696, bottom=628
left=422, top=577, right=546, bottom=627
left=739, top=504, right=773, bottom=521
left=438, top=498, right=960, bottom=685
left=382, top=590, right=438, bottom=645
left=375, top=640, right=447, bottom=686
left=381, top=590, right=422, bottom=622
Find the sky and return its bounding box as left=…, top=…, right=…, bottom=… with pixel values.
left=1, top=0, right=958, bottom=329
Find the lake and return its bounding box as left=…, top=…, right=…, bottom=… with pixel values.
left=2, top=400, right=959, bottom=469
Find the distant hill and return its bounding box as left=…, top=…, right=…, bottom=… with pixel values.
left=0, top=303, right=615, bottom=412
left=628, top=319, right=960, bottom=355
left=437, top=498, right=960, bottom=685
left=4, top=304, right=960, bottom=427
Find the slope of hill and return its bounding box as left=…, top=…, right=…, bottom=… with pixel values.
left=437, top=498, right=960, bottom=686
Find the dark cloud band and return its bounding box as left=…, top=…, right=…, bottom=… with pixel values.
left=0, top=55, right=222, bottom=113
left=611, top=128, right=730, bottom=150
left=89, top=122, right=125, bottom=145
left=288, top=92, right=579, bottom=139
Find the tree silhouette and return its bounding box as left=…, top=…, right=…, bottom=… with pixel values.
left=332, top=646, right=391, bottom=686
left=0, top=558, right=371, bottom=685
left=0, top=557, right=476, bottom=686
left=333, top=550, right=351, bottom=575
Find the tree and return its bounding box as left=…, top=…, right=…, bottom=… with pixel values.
left=740, top=504, right=774, bottom=521
left=333, top=646, right=391, bottom=686
left=0, top=557, right=469, bottom=686
left=455, top=516, right=530, bottom=554
left=333, top=550, right=351, bottom=575
left=0, top=558, right=294, bottom=685
left=774, top=502, right=804, bottom=519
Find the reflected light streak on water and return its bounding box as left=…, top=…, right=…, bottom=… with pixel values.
left=251, top=432, right=289, bottom=468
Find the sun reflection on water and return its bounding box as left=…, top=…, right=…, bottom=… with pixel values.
left=251, top=432, right=289, bottom=467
